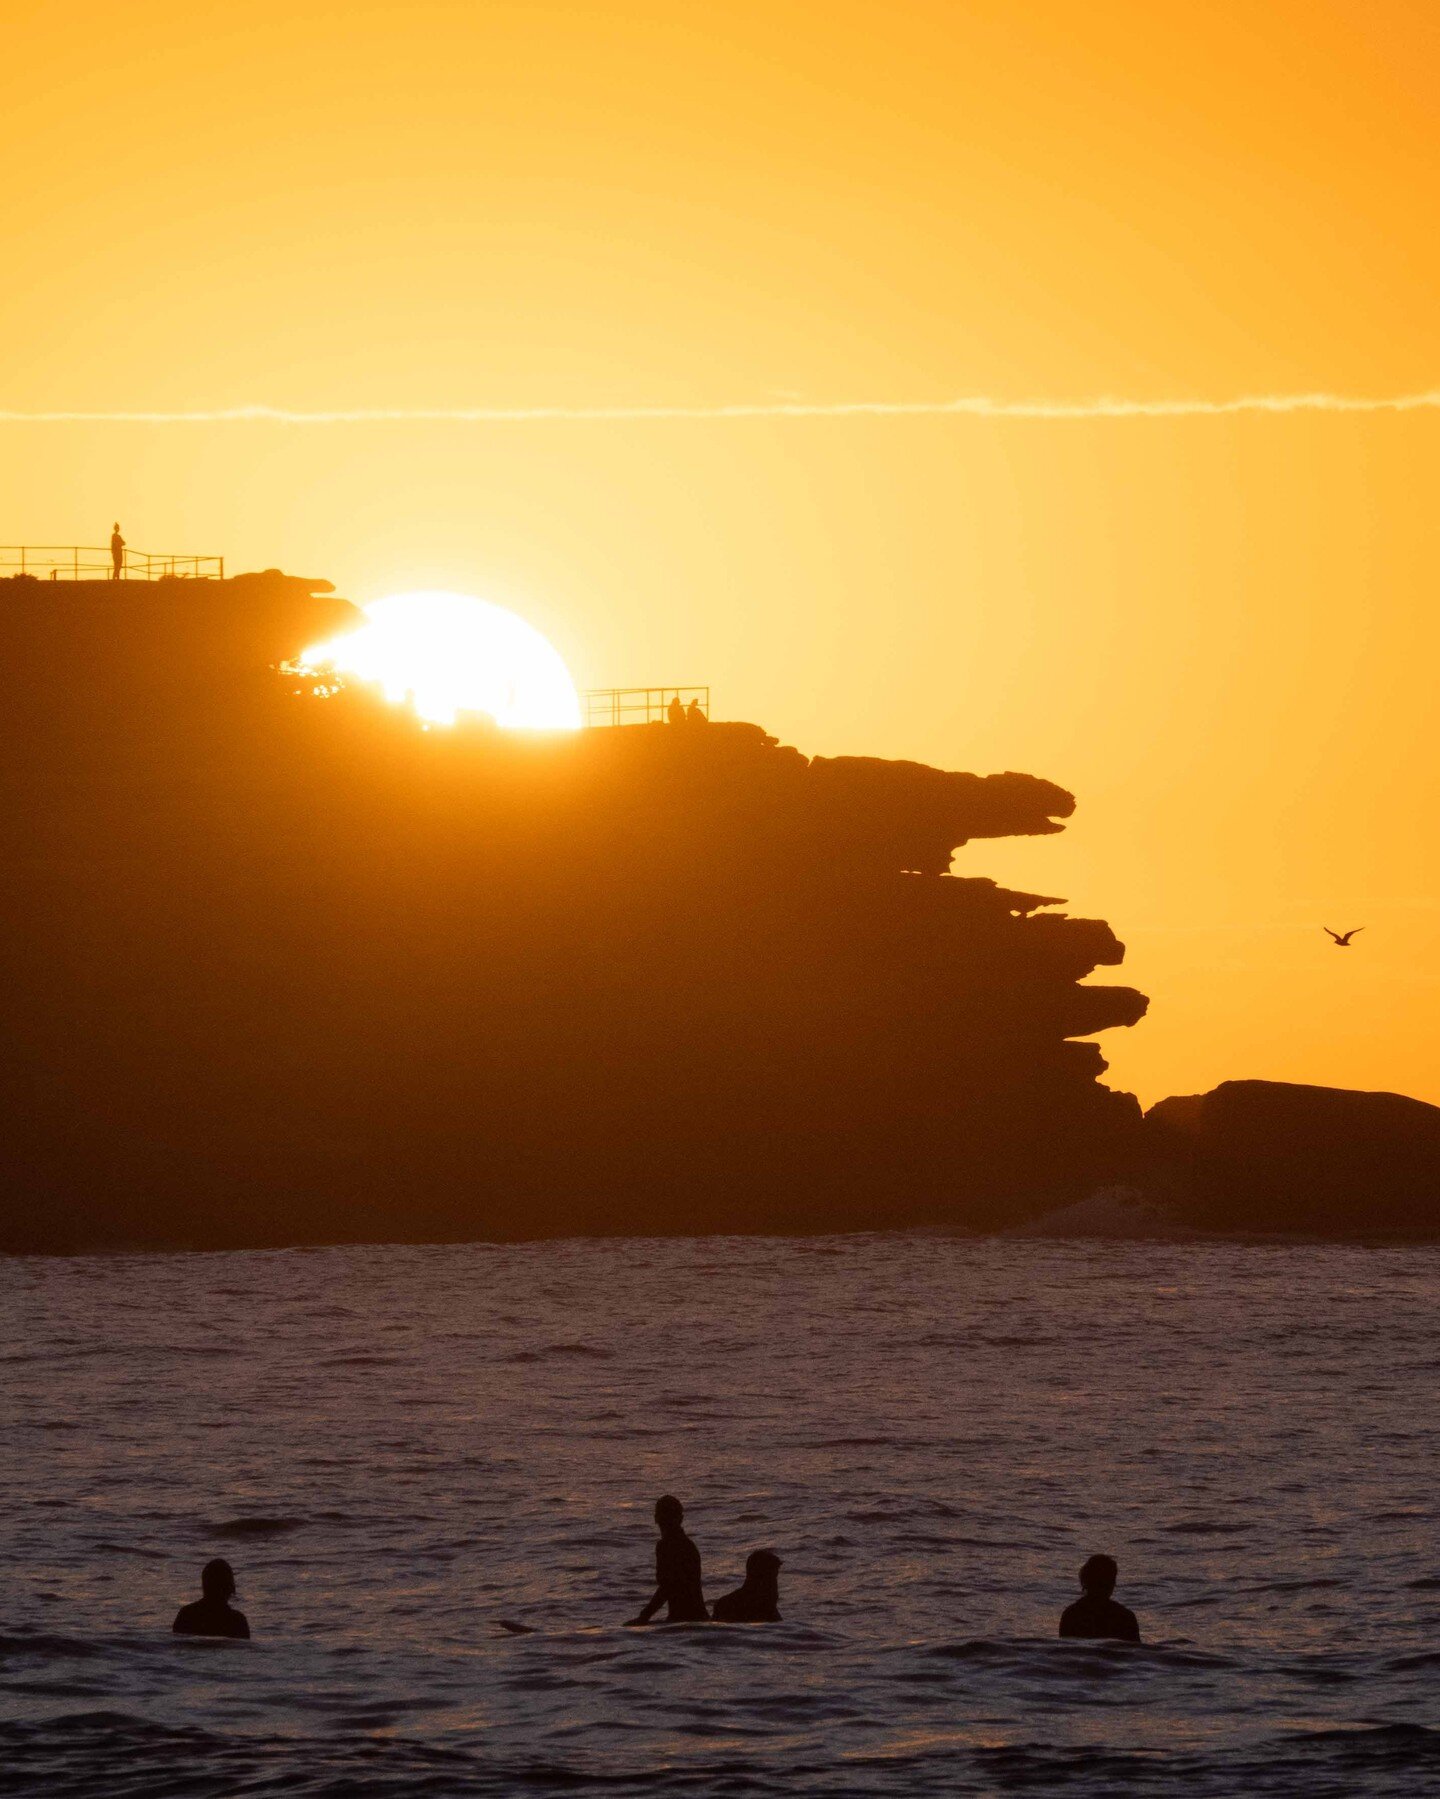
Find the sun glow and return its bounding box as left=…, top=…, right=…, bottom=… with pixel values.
left=303, top=590, right=581, bottom=729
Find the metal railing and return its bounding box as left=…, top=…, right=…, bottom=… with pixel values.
left=0, top=546, right=225, bottom=581
left=581, top=686, right=710, bottom=727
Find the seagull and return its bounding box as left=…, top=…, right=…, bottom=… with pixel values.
left=1324, top=926, right=1365, bottom=947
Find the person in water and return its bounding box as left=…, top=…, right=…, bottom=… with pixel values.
left=710, top=1549, right=783, bottom=1622
left=626, top=1494, right=707, bottom=1623
left=1058, top=1554, right=1140, bottom=1643
left=173, top=1558, right=250, bottom=1639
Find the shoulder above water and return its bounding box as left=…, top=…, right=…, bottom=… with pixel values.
left=1059, top=1596, right=1140, bottom=1643
left=173, top=1600, right=250, bottom=1640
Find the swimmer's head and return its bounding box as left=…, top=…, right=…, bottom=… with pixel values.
left=201, top=1558, right=237, bottom=1600
left=1079, top=1554, right=1118, bottom=1598
left=654, top=1495, right=684, bottom=1530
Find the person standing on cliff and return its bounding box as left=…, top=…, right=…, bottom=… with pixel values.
left=110, top=523, right=125, bottom=580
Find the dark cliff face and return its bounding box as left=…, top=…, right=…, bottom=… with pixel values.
left=1144, top=1081, right=1440, bottom=1237
left=0, top=572, right=1148, bottom=1250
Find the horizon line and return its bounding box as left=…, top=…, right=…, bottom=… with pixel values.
left=3, top=390, right=1440, bottom=424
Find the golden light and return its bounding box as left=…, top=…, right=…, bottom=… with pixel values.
left=303, top=590, right=582, bottom=729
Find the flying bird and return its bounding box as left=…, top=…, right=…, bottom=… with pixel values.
left=1324, top=927, right=1365, bottom=947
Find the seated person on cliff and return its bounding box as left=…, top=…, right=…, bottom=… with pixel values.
left=1059, top=1554, right=1140, bottom=1643
left=667, top=694, right=685, bottom=725
left=173, top=1558, right=250, bottom=1639
left=710, top=1548, right=783, bottom=1622
left=626, top=1494, right=708, bottom=1624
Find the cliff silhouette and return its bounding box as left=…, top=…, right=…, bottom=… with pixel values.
left=0, top=568, right=1159, bottom=1251
left=1143, top=1081, right=1440, bottom=1238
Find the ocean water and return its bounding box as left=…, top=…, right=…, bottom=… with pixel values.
left=1, top=1236, right=1437, bottom=1796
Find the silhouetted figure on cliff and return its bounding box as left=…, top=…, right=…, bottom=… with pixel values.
left=667, top=694, right=686, bottom=726
left=686, top=698, right=707, bottom=725
left=1059, top=1554, right=1140, bottom=1642
left=110, top=523, right=125, bottom=581
left=627, top=1494, right=707, bottom=1623
left=173, top=1558, right=250, bottom=1639
left=711, top=1549, right=783, bottom=1621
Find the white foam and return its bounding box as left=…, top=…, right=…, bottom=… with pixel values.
left=1006, top=1186, right=1205, bottom=1240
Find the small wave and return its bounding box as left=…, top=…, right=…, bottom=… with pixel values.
left=926, top=1638, right=1021, bottom=1665
left=0, top=1635, right=106, bottom=1662
left=1275, top=1662, right=1360, bottom=1685
left=1005, top=1186, right=1205, bottom=1241
left=1273, top=1721, right=1440, bottom=1771
left=504, top=1343, right=614, bottom=1363
left=210, top=1516, right=308, bottom=1538
left=0, top=1709, right=201, bottom=1735
left=927, top=1636, right=1238, bottom=1674
left=0, top=1678, right=112, bottom=1698
left=1247, top=1576, right=1344, bottom=1593
left=92, top=1541, right=168, bottom=1560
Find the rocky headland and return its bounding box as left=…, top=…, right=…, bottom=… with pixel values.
left=1, top=570, right=1433, bottom=1249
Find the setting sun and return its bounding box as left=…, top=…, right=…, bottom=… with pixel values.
left=303, top=590, right=581, bottom=729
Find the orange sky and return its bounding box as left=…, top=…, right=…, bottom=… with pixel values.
left=4, top=0, right=1437, bottom=1107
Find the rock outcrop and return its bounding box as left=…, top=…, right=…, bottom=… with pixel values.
left=0, top=570, right=1149, bottom=1250
left=1143, top=1081, right=1440, bottom=1237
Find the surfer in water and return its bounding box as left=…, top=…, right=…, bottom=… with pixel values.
left=172, top=1558, right=250, bottom=1639
left=626, top=1494, right=708, bottom=1624
left=1058, top=1554, right=1141, bottom=1642
left=710, top=1549, right=783, bottom=1622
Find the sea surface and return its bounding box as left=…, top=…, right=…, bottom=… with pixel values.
left=2, top=1236, right=1437, bottom=1796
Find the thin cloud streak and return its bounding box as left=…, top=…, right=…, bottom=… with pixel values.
left=2, top=391, right=1440, bottom=424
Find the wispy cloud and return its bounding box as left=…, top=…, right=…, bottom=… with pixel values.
left=2, top=391, right=1440, bottom=424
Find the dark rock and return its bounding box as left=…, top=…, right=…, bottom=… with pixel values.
left=0, top=569, right=1151, bottom=1250
left=1143, top=1081, right=1440, bottom=1237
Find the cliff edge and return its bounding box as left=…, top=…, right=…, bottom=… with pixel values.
left=1, top=570, right=1151, bottom=1249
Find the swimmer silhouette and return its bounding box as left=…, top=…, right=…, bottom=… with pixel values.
left=1058, top=1554, right=1140, bottom=1642
left=626, top=1494, right=707, bottom=1624
left=173, top=1558, right=250, bottom=1638
left=710, top=1548, right=783, bottom=1621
